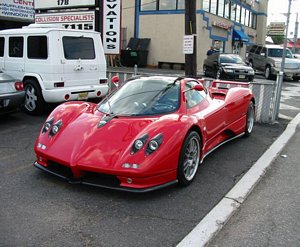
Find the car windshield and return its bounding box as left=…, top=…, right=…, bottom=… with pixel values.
left=268, top=48, right=293, bottom=58
left=98, top=77, right=180, bottom=116
left=219, top=54, right=244, bottom=64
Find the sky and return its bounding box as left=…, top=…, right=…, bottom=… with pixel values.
left=267, top=0, right=300, bottom=38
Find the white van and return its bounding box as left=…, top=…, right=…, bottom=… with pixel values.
left=0, top=24, right=108, bottom=114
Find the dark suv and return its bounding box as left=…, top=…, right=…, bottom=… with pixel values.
left=247, top=44, right=300, bottom=80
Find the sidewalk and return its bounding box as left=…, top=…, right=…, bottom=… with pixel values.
left=208, top=124, right=300, bottom=246
left=177, top=113, right=300, bottom=247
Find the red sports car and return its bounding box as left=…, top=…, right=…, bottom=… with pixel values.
left=34, top=76, right=255, bottom=192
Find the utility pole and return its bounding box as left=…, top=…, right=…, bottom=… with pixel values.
left=185, top=0, right=197, bottom=77
left=292, top=13, right=298, bottom=53
left=273, top=0, right=292, bottom=121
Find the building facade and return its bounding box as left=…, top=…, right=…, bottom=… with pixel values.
left=121, top=0, right=268, bottom=70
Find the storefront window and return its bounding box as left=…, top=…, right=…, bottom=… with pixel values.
left=236, top=4, right=241, bottom=23
left=177, top=0, right=185, bottom=10
left=241, top=7, right=246, bottom=25
left=140, top=0, right=156, bottom=11
left=203, top=0, right=210, bottom=12
left=224, top=0, right=230, bottom=19
left=230, top=2, right=236, bottom=21
left=140, top=0, right=184, bottom=11
left=217, top=0, right=225, bottom=17
left=245, top=10, right=250, bottom=27
left=210, top=0, right=217, bottom=15
left=159, top=0, right=176, bottom=10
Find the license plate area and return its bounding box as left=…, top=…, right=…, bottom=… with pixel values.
left=78, top=92, right=88, bottom=100
left=239, top=75, right=246, bottom=79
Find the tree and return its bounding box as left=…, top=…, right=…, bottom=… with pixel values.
left=270, top=35, right=284, bottom=44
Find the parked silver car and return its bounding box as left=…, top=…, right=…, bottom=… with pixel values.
left=247, top=44, right=300, bottom=81
left=0, top=71, right=25, bottom=115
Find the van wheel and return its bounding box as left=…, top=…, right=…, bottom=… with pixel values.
left=24, top=79, right=45, bottom=115
left=265, top=65, right=272, bottom=80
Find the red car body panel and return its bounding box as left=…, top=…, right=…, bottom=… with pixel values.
left=34, top=78, right=254, bottom=192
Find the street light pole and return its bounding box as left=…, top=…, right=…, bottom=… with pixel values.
left=273, top=0, right=292, bottom=121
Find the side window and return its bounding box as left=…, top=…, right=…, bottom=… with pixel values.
left=185, top=81, right=206, bottom=109
left=63, top=36, right=95, bottom=60
left=0, top=37, right=4, bottom=57
left=249, top=45, right=257, bottom=53
left=255, top=46, right=262, bottom=55
left=28, top=36, right=48, bottom=59
left=260, top=47, right=266, bottom=56
left=9, top=37, right=24, bottom=58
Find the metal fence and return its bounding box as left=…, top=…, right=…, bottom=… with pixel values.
left=107, top=69, right=277, bottom=123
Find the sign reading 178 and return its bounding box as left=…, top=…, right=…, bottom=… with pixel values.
left=57, top=0, right=69, bottom=5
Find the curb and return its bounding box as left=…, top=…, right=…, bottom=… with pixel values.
left=177, top=112, right=300, bottom=247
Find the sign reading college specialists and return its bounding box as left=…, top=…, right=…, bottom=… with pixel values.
left=35, top=11, right=95, bottom=30
left=103, top=0, right=121, bottom=54
left=34, top=0, right=96, bottom=10
left=0, top=0, right=34, bottom=21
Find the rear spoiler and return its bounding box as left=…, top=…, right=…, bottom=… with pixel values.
left=198, top=79, right=250, bottom=89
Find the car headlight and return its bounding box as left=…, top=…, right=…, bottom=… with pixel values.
left=42, top=117, right=54, bottom=134
left=274, top=61, right=281, bottom=68
left=224, top=68, right=234, bottom=73
left=249, top=69, right=255, bottom=75
left=145, top=133, right=163, bottom=155
left=131, top=133, right=148, bottom=154
left=49, top=119, right=63, bottom=137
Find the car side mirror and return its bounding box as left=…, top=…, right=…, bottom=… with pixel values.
left=111, top=75, right=120, bottom=88
left=192, top=84, right=205, bottom=92
left=260, top=52, right=266, bottom=57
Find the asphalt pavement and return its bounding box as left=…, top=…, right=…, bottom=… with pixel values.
left=208, top=117, right=300, bottom=247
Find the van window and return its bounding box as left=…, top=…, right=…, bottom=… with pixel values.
left=62, top=36, right=95, bottom=60
left=28, top=36, right=48, bottom=59
left=9, top=37, right=24, bottom=58
left=0, top=37, right=4, bottom=57
left=249, top=45, right=257, bottom=53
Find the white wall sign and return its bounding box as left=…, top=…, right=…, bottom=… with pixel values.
left=0, top=0, right=34, bottom=21
left=103, top=0, right=121, bottom=54
left=35, top=11, right=95, bottom=30
left=183, top=35, right=194, bottom=54
left=34, top=0, right=96, bottom=10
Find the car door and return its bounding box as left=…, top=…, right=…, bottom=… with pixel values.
left=185, top=81, right=226, bottom=153
left=60, top=31, right=104, bottom=88
left=4, top=36, right=25, bottom=80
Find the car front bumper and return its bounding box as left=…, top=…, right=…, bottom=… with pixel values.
left=34, top=161, right=178, bottom=193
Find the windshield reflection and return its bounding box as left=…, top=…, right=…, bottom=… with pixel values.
left=98, top=77, right=180, bottom=116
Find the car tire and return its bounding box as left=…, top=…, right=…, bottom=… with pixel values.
left=177, top=131, right=201, bottom=186
left=244, top=101, right=255, bottom=137
left=24, top=79, right=45, bottom=115
left=265, top=65, right=272, bottom=80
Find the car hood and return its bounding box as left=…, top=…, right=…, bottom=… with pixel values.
left=35, top=102, right=182, bottom=169
left=272, top=57, right=300, bottom=65
left=221, top=63, right=252, bottom=70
